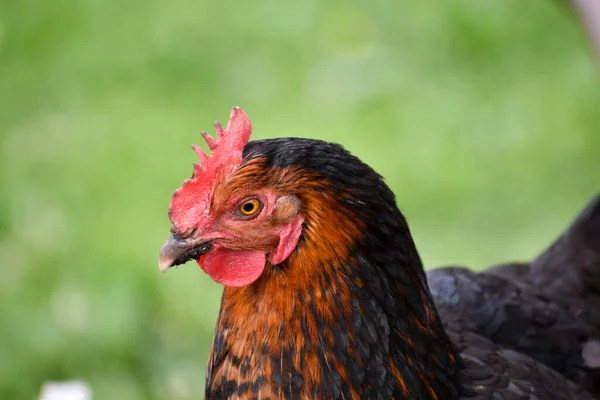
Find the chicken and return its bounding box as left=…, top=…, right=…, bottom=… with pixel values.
left=429, top=195, right=600, bottom=395
left=158, top=107, right=596, bottom=399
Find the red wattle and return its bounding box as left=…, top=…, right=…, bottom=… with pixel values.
left=198, top=248, right=266, bottom=287
left=198, top=254, right=208, bottom=272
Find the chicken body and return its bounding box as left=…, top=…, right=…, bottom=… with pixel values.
left=159, top=108, right=597, bottom=399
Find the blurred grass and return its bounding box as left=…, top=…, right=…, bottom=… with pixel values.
left=1, top=0, right=599, bottom=398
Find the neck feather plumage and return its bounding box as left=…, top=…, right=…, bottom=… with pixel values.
left=205, top=172, right=461, bottom=399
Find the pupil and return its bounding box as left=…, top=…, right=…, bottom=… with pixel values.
left=243, top=203, right=254, bottom=212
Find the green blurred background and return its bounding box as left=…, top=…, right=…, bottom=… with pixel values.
left=1, top=0, right=599, bottom=398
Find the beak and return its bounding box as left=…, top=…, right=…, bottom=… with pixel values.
left=158, top=234, right=213, bottom=272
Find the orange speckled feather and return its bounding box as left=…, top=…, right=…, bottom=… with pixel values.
left=204, top=154, right=459, bottom=399
left=208, top=159, right=365, bottom=398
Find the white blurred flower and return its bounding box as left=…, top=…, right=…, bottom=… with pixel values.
left=38, top=381, right=92, bottom=400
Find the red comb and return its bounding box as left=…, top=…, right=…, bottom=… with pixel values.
left=169, top=107, right=253, bottom=232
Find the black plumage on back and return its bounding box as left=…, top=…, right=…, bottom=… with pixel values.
left=430, top=195, right=600, bottom=397
left=493, top=194, right=600, bottom=332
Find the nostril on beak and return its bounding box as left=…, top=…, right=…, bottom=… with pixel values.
left=158, top=235, right=214, bottom=272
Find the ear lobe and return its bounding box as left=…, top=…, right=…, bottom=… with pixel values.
left=272, top=196, right=301, bottom=225
left=269, top=213, right=304, bottom=265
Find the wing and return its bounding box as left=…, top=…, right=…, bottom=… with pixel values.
left=490, top=193, right=600, bottom=334
left=428, top=194, right=600, bottom=395
left=451, top=330, right=595, bottom=400
left=429, top=267, right=600, bottom=395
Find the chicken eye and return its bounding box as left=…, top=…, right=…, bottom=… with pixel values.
left=238, top=198, right=262, bottom=217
